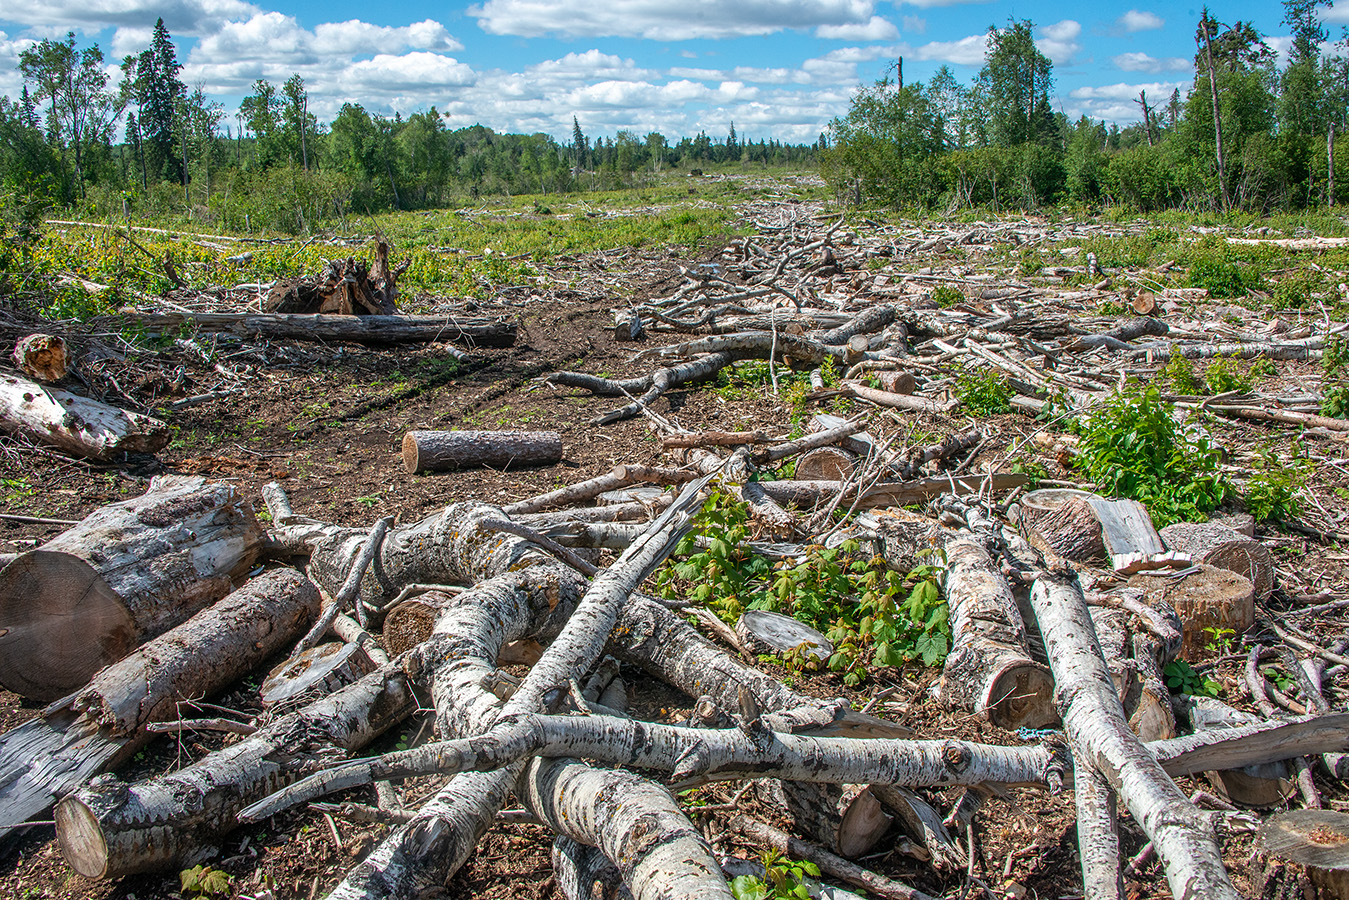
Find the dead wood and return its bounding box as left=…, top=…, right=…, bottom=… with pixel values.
left=1125, top=565, right=1256, bottom=663
left=11, top=333, right=68, bottom=382
left=104, top=311, right=517, bottom=347
left=0, top=371, right=169, bottom=460
left=1019, top=489, right=1105, bottom=562
left=0, top=475, right=264, bottom=699
left=402, top=429, right=563, bottom=473
left=1159, top=521, right=1274, bottom=600
left=1255, top=810, right=1349, bottom=899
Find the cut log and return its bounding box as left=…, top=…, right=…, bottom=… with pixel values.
left=1158, top=521, right=1273, bottom=600
left=870, top=785, right=965, bottom=872
left=260, top=640, right=380, bottom=709
left=106, top=311, right=517, bottom=348
left=760, top=780, right=894, bottom=859
left=1175, top=695, right=1293, bottom=808
left=0, top=568, right=317, bottom=835
left=933, top=534, right=1056, bottom=729
left=757, top=473, right=1029, bottom=511
left=1125, top=565, right=1256, bottom=663
left=0, top=372, right=169, bottom=460
left=877, top=371, right=916, bottom=395
left=1087, top=498, right=1182, bottom=573
left=794, top=446, right=857, bottom=481
left=402, top=430, right=563, bottom=474
left=614, top=310, right=644, bottom=341
left=1019, top=489, right=1105, bottom=563
left=734, top=610, right=832, bottom=665
left=1256, top=810, right=1349, bottom=900
left=12, top=333, right=68, bottom=382
left=807, top=413, right=875, bottom=457
left=859, top=509, right=942, bottom=575
left=1088, top=606, right=1176, bottom=741
left=0, top=475, right=264, bottom=700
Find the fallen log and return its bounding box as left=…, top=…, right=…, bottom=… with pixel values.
left=402, top=429, right=563, bottom=473
left=933, top=534, right=1056, bottom=729
left=759, top=780, right=893, bottom=859
left=0, top=372, right=169, bottom=460
left=1029, top=567, right=1243, bottom=900
left=103, top=311, right=517, bottom=348
left=1019, top=488, right=1105, bottom=563
left=0, top=475, right=264, bottom=699
left=0, top=568, right=317, bottom=835
left=11, top=333, right=68, bottom=382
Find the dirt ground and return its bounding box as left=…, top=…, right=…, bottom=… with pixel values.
left=1, top=193, right=1347, bottom=900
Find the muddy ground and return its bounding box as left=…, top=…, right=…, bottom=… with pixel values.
left=0, top=193, right=1346, bottom=900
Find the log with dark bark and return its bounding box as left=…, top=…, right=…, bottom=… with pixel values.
left=402, top=429, right=563, bottom=473
left=1158, top=521, right=1274, bottom=601
left=105, top=311, right=517, bottom=347
left=0, top=475, right=264, bottom=700
left=0, top=372, right=169, bottom=460
left=11, top=333, right=68, bottom=382
left=933, top=534, right=1056, bottom=729
left=0, top=568, right=317, bottom=835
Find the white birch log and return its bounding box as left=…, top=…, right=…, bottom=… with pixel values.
left=934, top=534, right=1056, bottom=729
left=1028, top=568, right=1242, bottom=900
left=0, top=475, right=264, bottom=699
left=0, top=372, right=169, bottom=460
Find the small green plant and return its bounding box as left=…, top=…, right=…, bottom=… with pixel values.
left=1203, top=626, right=1237, bottom=656
left=180, top=865, right=233, bottom=899
left=1164, top=659, right=1221, bottom=697
left=1262, top=665, right=1296, bottom=693
left=1073, top=385, right=1231, bottom=527
left=1009, top=458, right=1049, bottom=488
left=954, top=364, right=1013, bottom=416
left=729, top=850, right=822, bottom=900
left=1202, top=356, right=1256, bottom=394
left=1160, top=351, right=1200, bottom=395
left=1272, top=269, right=1323, bottom=310
left=929, top=285, right=964, bottom=307
left=1244, top=446, right=1309, bottom=523
left=1323, top=336, right=1349, bottom=418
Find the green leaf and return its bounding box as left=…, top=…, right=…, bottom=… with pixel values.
left=729, top=875, right=768, bottom=900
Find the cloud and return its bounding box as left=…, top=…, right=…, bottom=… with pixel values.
left=817, top=16, right=898, bottom=40
left=901, top=16, right=926, bottom=35
left=1069, top=80, right=1185, bottom=101
left=1113, top=51, right=1190, bottom=73
left=1036, top=19, right=1081, bottom=66
left=469, top=0, right=878, bottom=40
left=897, top=0, right=993, bottom=7
left=906, top=34, right=988, bottom=66
left=1117, top=10, right=1164, bottom=32
left=1, top=0, right=260, bottom=37
left=314, top=20, right=462, bottom=55
left=1064, top=79, right=1187, bottom=122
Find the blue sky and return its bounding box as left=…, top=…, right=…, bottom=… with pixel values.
left=0, top=1, right=1340, bottom=144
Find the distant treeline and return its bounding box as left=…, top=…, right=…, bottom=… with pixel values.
left=0, top=19, right=819, bottom=233
left=823, top=2, right=1349, bottom=213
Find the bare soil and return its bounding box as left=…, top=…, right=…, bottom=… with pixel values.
left=0, top=195, right=1346, bottom=900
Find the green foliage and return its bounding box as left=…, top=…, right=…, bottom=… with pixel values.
left=929, top=284, right=964, bottom=307
left=729, top=850, right=822, bottom=900
left=1164, top=659, right=1221, bottom=697
left=1187, top=256, right=1263, bottom=298
left=1160, top=352, right=1200, bottom=394
left=1323, top=336, right=1349, bottom=418
left=1202, top=355, right=1257, bottom=394
left=954, top=364, right=1012, bottom=415
left=658, top=493, right=949, bottom=684
left=1272, top=269, right=1324, bottom=310
left=1244, top=445, right=1309, bottom=522
left=180, top=865, right=233, bottom=899
left=1074, top=385, right=1232, bottom=527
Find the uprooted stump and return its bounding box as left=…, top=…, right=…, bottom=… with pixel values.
left=265, top=239, right=406, bottom=315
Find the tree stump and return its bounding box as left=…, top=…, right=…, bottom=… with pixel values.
left=1125, top=565, right=1255, bottom=663
left=402, top=430, right=563, bottom=473
left=759, top=780, right=893, bottom=859
left=12, top=334, right=68, bottom=382
left=1020, top=489, right=1105, bottom=563
left=859, top=508, right=941, bottom=575
left=1159, top=521, right=1274, bottom=600
left=1256, top=810, right=1349, bottom=899
left=0, top=475, right=264, bottom=700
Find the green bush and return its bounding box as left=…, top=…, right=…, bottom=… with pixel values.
left=1074, top=385, right=1232, bottom=527
left=954, top=365, right=1013, bottom=415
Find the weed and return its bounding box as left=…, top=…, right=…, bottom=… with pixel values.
left=953, top=364, right=1012, bottom=415
left=1009, top=458, right=1049, bottom=488
left=1164, top=659, right=1221, bottom=697
left=1323, top=336, right=1349, bottom=418
left=1203, top=356, right=1258, bottom=394
left=1073, top=385, right=1231, bottom=527
left=929, top=285, right=964, bottom=307
left=729, top=849, right=821, bottom=900
left=1244, top=445, right=1309, bottom=523
left=1272, top=269, right=1324, bottom=310
left=1160, top=352, right=1200, bottom=395
left=1203, top=626, right=1237, bottom=656
left=180, top=865, right=233, bottom=899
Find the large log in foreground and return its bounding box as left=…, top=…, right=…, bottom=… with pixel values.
left=0, top=372, right=169, bottom=460
left=104, top=311, right=518, bottom=348
left=402, top=429, right=563, bottom=473
left=0, top=569, right=318, bottom=834
left=0, top=475, right=264, bottom=700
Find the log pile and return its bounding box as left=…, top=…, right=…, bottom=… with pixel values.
left=2, top=203, right=1349, bottom=900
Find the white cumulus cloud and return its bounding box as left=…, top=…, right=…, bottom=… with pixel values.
left=470, top=0, right=877, bottom=40
left=1113, top=51, right=1190, bottom=73
left=906, top=33, right=988, bottom=66
left=817, top=15, right=898, bottom=40
left=1036, top=19, right=1081, bottom=66
left=2, top=0, right=260, bottom=36
left=1117, top=10, right=1164, bottom=32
